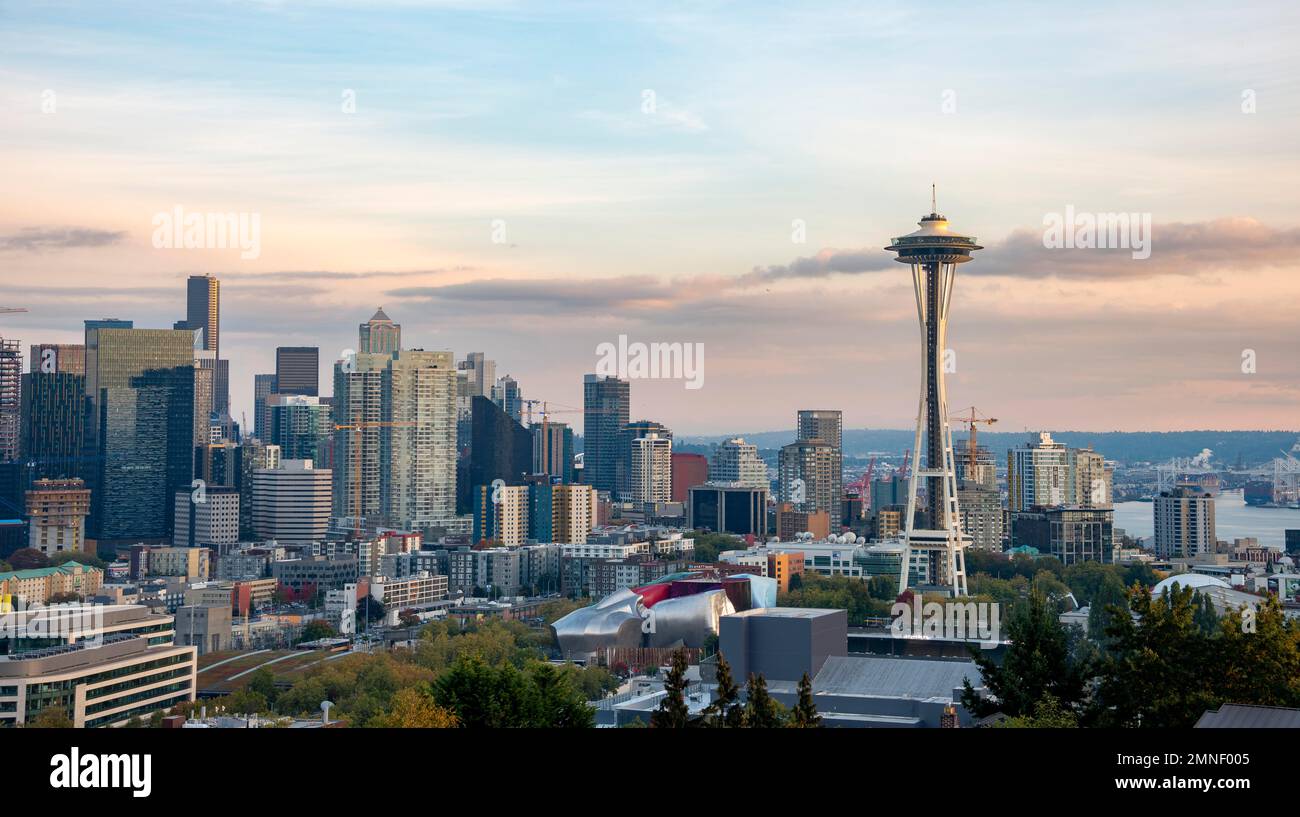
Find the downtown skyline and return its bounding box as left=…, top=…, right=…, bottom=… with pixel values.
left=3, top=1, right=1300, bottom=434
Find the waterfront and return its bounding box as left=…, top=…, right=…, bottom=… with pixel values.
left=1113, top=489, right=1300, bottom=549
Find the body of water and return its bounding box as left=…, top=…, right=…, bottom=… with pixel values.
left=1113, top=489, right=1300, bottom=549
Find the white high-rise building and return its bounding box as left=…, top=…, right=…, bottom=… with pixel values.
left=173, top=486, right=240, bottom=550
left=1007, top=432, right=1112, bottom=511
left=1154, top=487, right=1216, bottom=559
left=629, top=433, right=672, bottom=505
left=710, top=438, right=768, bottom=488
left=253, top=459, right=332, bottom=544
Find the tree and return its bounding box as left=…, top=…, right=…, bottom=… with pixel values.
left=1091, top=584, right=1219, bottom=728
left=790, top=672, right=822, bottom=728
left=8, top=548, right=49, bottom=571
left=28, top=708, right=74, bottom=728
left=651, top=648, right=691, bottom=728
left=373, top=687, right=458, bottom=728
left=298, top=620, right=336, bottom=644
left=246, top=667, right=279, bottom=707
left=743, top=673, right=784, bottom=728
left=703, top=652, right=743, bottom=728
left=961, top=586, right=1088, bottom=719
left=992, top=694, right=1079, bottom=728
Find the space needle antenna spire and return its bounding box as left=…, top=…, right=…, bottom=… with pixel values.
left=885, top=192, right=983, bottom=597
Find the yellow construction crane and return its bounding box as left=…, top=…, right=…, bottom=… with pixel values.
left=949, top=406, right=997, bottom=465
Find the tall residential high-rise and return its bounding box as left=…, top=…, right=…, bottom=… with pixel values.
left=886, top=200, right=982, bottom=595
left=709, top=438, right=768, bottom=488
left=1007, top=432, right=1112, bottom=511
left=0, top=337, right=20, bottom=462
left=582, top=374, right=629, bottom=495
left=193, top=348, right=216, bottom=446
left=1154, top=487, right=1216, bottom=559
left=794, top=410, right=842, bottom=523
left=778, top=440, right=838, bottom=517
left=359, top=307, right=401, bottom=354
left=252, top=459, right=332, bottom=544
left=83, top=326, right=196, bottom=544
left=333, top=349, right=458, bottom=533
left=457, top=352, right=496, bottom=398
left=532, top=420, right=575, bottom=482
left=551, top=483, right=598, bottom=544
left=629, top=432, right=672, bottom=505
left=253, top=373, right=276, bottom=439
left=472, top=483, right=529, bottom=546
left=275, top=347, right=319, bottom=397
left=620, top=419, right=670, bottom=496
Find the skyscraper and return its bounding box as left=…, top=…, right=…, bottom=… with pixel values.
left=458, top=352, right=496, bottom=398
left=0, top=337, right=20, bottom=462
left=253, top=373, right=276, bottom=440
left=886, top=199, right=982, bottom=595
left=334, top=349, right=458, bottom=533
left=795, top=410, right=842, bottom=521
left=185, top=274, right=220, bottom=358
left=629, top=432, right=672, bottom=505
left=20, top=366, right=85, bottom=478
left=269, top=394, right=332, bottom=461
left=1154, top=487, right=1216, bottom=559
left=276, top=347, right=319, bottom=396
left=491, top=374, right=523, bottom=423
left=532, top=420, right=575, bottom=482
left=83, top=326, right=196, bottom=544
left=252, top=459, right=332, bottom=544
left=709, top=438, right=768, bottom=488
left=778, top=440, right=838, bottom=517
left=582, top=374, right=629, bottom=495
left=359, top=307, right=401, bottom=354
left=29, top=343, right=85, bottom=375
left=458, top=394, right=532, bottom=514
left=1007, top=432, right=1113, bottom=511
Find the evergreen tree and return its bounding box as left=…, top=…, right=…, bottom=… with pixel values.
left=790, top=672, right=822, bottom=728
left=961, top=587, right=1089, bottom=718
left=1091, top=584, right=1219, bottom=728
left=651, top=648, right=691, bottom=728
left=744, top=673, right=784, bottom=728
left=704, top=652, right=743, bottom=727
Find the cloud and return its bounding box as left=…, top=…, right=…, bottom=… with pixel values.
left=0, top=227, right=127, bottom=252
left=743, top=247, right=895, bottom=283
left=214, top=268, right=471, bottom=282
left=973, top=218, right=1300, bottom=280
left=387, top=276, right=680, bottom=313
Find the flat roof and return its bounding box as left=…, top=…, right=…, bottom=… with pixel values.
left=725, top=607, right=843, bottom=619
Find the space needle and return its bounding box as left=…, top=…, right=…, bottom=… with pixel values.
left=886, top=188, right=982, bottom=597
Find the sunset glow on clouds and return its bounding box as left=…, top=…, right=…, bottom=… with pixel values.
left=2, top=1, right=1298, bottom=434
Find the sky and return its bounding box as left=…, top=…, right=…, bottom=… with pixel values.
left=2, top=0, right=1299, bottom=436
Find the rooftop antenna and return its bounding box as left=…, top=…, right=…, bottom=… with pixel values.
left=931, top=184, right=936, bottom=214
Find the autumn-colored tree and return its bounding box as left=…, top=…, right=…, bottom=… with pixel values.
left=373, top=687, right=458, bottom=728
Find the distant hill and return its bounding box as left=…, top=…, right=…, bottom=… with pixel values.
left=676, top=429, right=1300, bottom=467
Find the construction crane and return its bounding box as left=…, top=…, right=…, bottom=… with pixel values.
left=949, top=406, right=997, bottom=471
left=845, top=455, right=877, bottom=518
left=333, top=420, right=416, bottom=537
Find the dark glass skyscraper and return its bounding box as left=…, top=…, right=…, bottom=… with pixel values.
left=253, top=373, right=276, bottom=440
left=84, top=327, right=195, bottom=544
left=185, top=275, right=220, bottom=357
left=21, top=369, right=86, bottom=479
left=276, top=347, right=319, bottom=396
left=582, top=374, right=629, bottom=495
left=457, top=395, right=531, bottom=514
